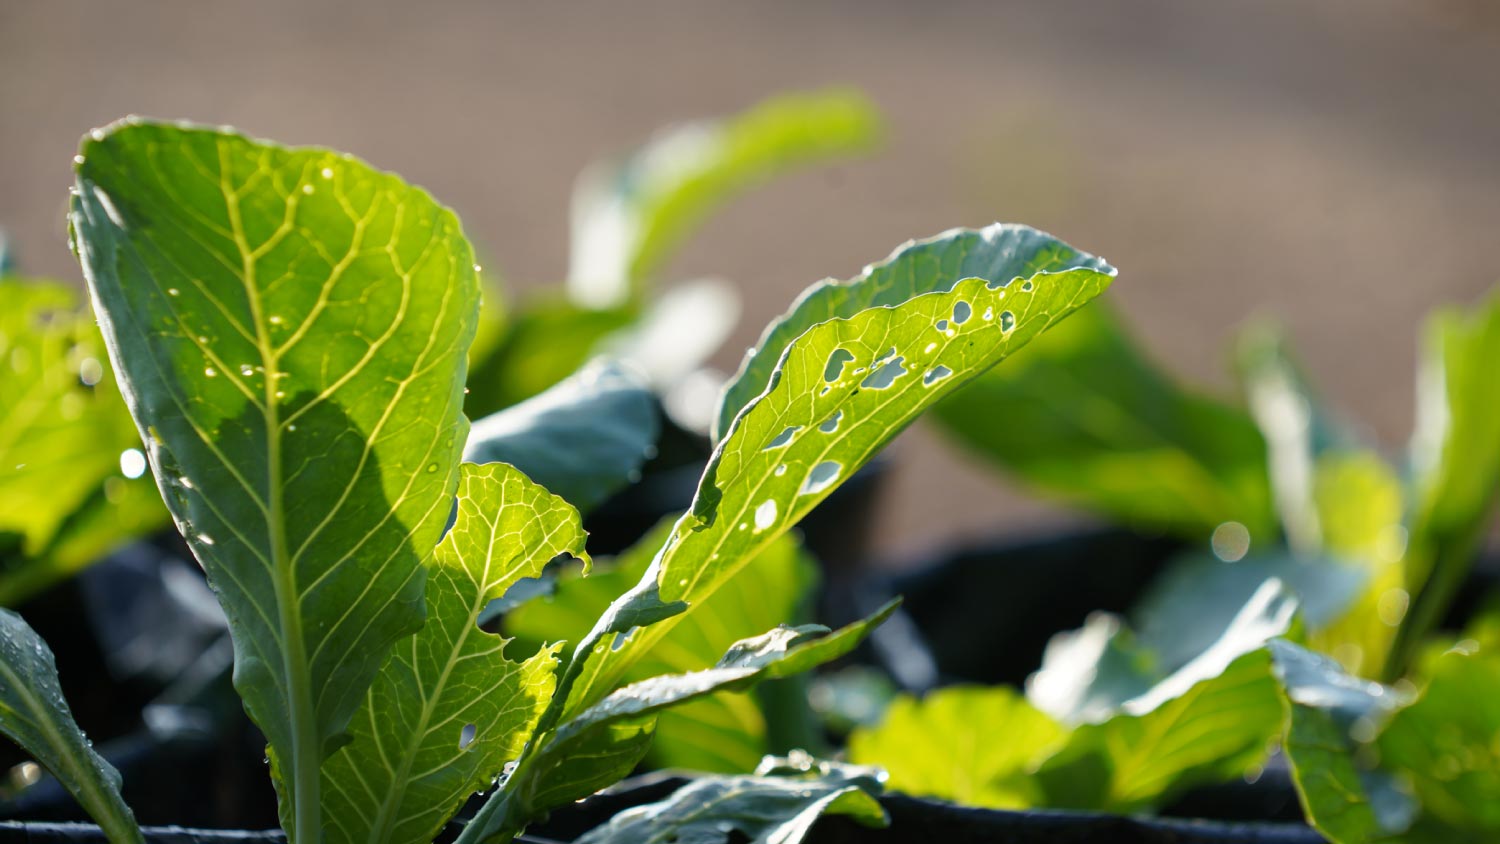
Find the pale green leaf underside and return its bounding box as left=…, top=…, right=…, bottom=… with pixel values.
left=464, top=358, right=658, bottom=514
left=715, top=223, right=1114, bottom=439
left=848, top=685, right=1065, bottom=809
left=563, top=253, right=1112, bottom=721
left=71, top=120, right=479, bottom=831
left=0, top=610, right=141, bottom=844
left=574, top=756, right=888, bottom=844
left=321, top=463, right=586, bottom=844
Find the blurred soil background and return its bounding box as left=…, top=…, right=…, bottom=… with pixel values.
left=3, top=0, right=1498, bottom=563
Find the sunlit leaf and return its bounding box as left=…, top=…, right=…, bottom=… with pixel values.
left=320, top=463, right=586, bottom=844
left=71, top=120, right=479, bottom=841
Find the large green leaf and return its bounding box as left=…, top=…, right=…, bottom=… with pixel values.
left=1392, top=289, right=1500, bottom=678
left=847, top=685, right=1065, bottom=809
left=568, top=89, right=882, bottom=308
left=70, top=120, right=479, bottom=842
left=1027, top=582, right=1296, bottom=811
left=0, top=609, right=141, bottom=844
left=464, top=358, right=658, bottom=514
left=1269, top=640, right=1414, bottom=844
left=0, top=280, right=150, bottom=556
left=506, top=519, right=817, bottom=772
left=716, top=223, right=1114, bottom=439
left=320, top=463, right=586, bottom=844
left=933, top=298, right=1273, bottom=540
left=573, top=755, right=887, bottom=844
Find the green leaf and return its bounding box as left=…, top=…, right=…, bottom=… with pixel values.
left=847, top=685, right=1066, bottom=809
left=465, top=358, right=658, bottom=514
left=0, top=279, right=151, bottom=556
left=1028, top=581, right=1297, bottom=811
left=70, top=119, right=479, bottom=842
left=1269, top=640, right=1414, bottom=843
left=717, top=223, right=1114, bottom=440
left=320, top=463, right=586, bottom=844
left=1392, top=289, right=1500, bottom=678
left=507, top=603, right=897, bottom=825
left=933, top=298, right=1273, bottom=540
left=573, top=754, right=888, bottom=844
left=564, top=230, right=1112, bottom=726
left=0, top=609, right=141, bottom=844
left=506, top=519, right=818, bottom=772
left=1377, top=645, right=1500, bottom=836
left=568, top=89, right=882, bottom=308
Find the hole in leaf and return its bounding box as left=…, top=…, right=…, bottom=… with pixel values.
left=800, top=462, right=843, bottom=496
left=1000, top=311, right=1016, bottom=331
left=819, top=411, right=843, bottom=433
left=935, top=319, right=948, bottom=332
left=860, top=356, right=907, bottom=390
left=1021, top=279, right=1034, bottom=292
left=952, top=301, right=972, bottom=324
left=823, top=348, right=855, bottom=382
left=923, top=366, right=953, bottom=386
left=459, top=723, right=477, bottom=750
left=764, top=426, right=802, bottom=450
left=753, top=500, right=778, bottom=533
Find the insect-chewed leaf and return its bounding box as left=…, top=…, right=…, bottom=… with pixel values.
left=573, top=755, right=887, bottom=844
left=321, top=463, right=585, bottom=844
left=559, top=229, right=1113, bottom=720
left=0, top=610, right=141, bottom=844
left=70, top=120, right=479, bottom=837
left=715, top=223, right=1114, bottom=439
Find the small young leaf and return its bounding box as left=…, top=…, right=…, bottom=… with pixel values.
left=0, top=609, right=141, bottom=844
left=568, top=89, right=882, bottom=308
left=847, top=685, right=1066, bottom=809
left=716, top=223, right=1114, bottom=439
left=1269, top=640, right=1414, bottom=843
left=572, top=755, right=888, bottom=844
left=506, top=602, right=897, bottom=826
left=465, top=358, right=659, bottom=514
left=71, top=120, right=479, bottom=841
left=506, top=519, right=818, bottom=772
left=320, top=463, right=587, bottom=844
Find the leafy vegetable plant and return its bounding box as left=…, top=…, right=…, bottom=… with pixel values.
left=0, top=116, right=1112, bottom=844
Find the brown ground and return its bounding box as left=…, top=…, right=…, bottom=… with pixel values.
left=3, top=0, right=1498, bottom=562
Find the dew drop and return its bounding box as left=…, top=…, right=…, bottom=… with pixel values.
left=269, top=315, right=284, bottom=325
left=753, top=500, right=778, bottom=533
left=774, top=464, right=788, bottom=477
left=321, top=167, right=334, bottom=179
left=427, top=463, right=439, bottom=473
left=73, top=155, right=85, bottom=165
left=167, top=288, right=180, bottom=296
left=204, top=367, right=217, bottom=377
left=119, top=448, right=147, bottom=479
left=78, top=357, right=104, bottom=386
left=983, top=306, right=994, bottom=321
left=999, top=311, right=1016, bottom=332
left=301, top=184, right=314, bottom=195
left=239, top=364, right=255, bottom=377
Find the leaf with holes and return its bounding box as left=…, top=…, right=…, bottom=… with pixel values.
left=71, top=120, right=479, bottom=843
left=572, top=755, right=887, bottom=844
left=0, top=609, right=141, bottom=844
left=320, top=463, right=585, bottom=844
